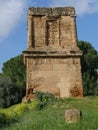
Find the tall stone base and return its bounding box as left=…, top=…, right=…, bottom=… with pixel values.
left=23, top=48, right=83, bottom=98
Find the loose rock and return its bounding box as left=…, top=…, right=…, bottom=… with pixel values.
left=65, top=109, right=82, bottom=123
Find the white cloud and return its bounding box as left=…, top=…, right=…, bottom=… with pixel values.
left=0, top=0, right=98, bottom=42
left=49, top=0, right=98, bottom=15
left=0, top=0, right=25, bottom=41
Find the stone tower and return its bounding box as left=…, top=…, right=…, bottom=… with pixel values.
left=23, top=7, right=83, bottom=101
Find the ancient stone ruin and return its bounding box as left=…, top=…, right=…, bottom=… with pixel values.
left=65, top=109, right=82, bottom=123
left=23, top=7, right=83, bottom=101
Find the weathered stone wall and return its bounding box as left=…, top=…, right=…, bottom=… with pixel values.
left=23, top=7, right=83, bottom=100
left=27, top=7, right=78, bottom=49
left=26, top=57, right=82, bottom=98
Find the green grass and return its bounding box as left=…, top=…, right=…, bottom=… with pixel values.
left=2, top=97, right=98, bottom=130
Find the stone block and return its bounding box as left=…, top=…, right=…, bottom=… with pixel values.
left=65, top=109, right=82, bottom=123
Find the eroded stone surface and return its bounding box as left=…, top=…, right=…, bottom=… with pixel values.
left=65, top=109, right=82, bottom=123
left=23, top=7, right=83, bottom=100
left=22, top=94, right=35, bottom=102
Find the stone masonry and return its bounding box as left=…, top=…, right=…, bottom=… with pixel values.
left=23, top=7, right=83, bottom=101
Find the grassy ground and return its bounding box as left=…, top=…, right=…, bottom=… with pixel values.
left=2, top=97, right=98, bottom=130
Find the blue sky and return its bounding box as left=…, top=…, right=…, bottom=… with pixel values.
left=0, top=0, right=98, bottom=72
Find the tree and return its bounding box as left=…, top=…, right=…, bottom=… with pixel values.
left=2, top=55, right=26, bottom=87
left=0, top=76, right=21, bottom=108
left=1, top=54, right=26, bottom=102
left=78, top=41, right=98, bottom=95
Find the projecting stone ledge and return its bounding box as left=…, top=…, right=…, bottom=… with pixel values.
left=28, top=7, right=75, bottom=16
left=23, top=47, right=82, bottom=56
left=23, top=49, right=82, bottom=56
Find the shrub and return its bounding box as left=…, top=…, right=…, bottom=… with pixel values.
left=35, top=91, right=55, bottom=102
left=35, top=91, right=55, bottom=110
left=0, top=111, right=6, bottom=127
left=0, top=101, right=40, bottom=127
left=27, top=100, right=40, bottom=110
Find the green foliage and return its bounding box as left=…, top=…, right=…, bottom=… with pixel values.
left=2, top=54, right=26, bottom=89
left=78, top=41, right=98, bottom=95
left=0, top=101, right=39, bottom=127
left=2, top=97, right=98, bottom=130
left=0, top=111, right=6, bottom=126
left=35, top=91, right=55, bottom=110
left=1, top=54, right=26, bottom=107
left=35, top=91, right=55, bottom=102
left=0, top=77, right=21, bottom=108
